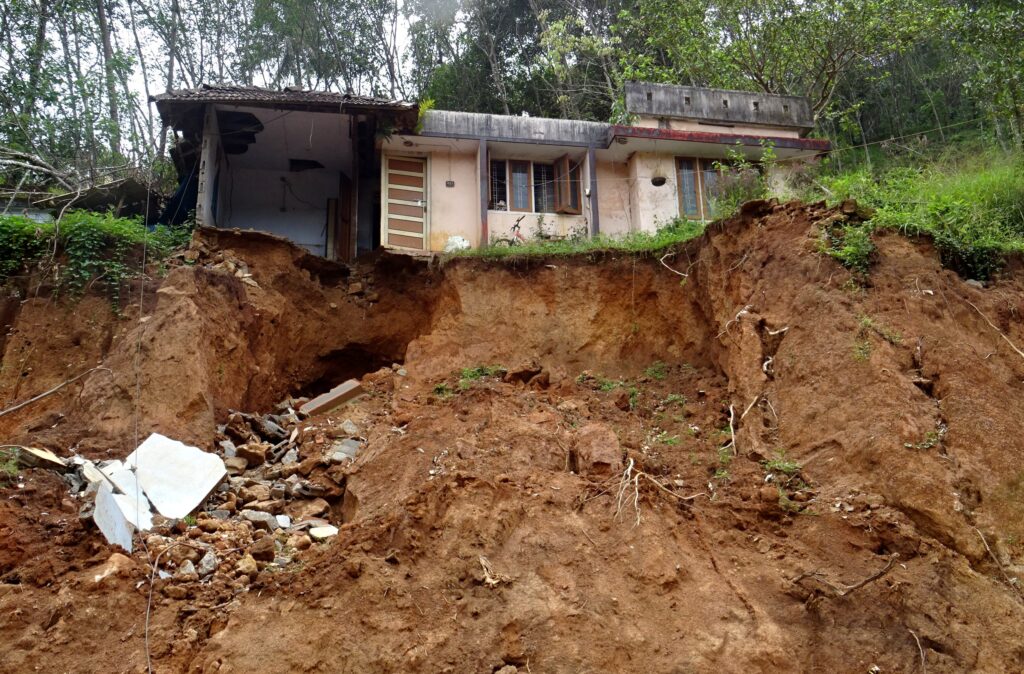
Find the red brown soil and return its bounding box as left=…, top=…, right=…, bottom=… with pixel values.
left=3, top=200, right=1024, bottom=673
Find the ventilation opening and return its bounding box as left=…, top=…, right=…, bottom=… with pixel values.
left=289, top=159, right=325, bottom=172
left=684, top=96, right=691, bottom=105
left=296, top=345, right=395, bottom=398
left=722, top=99, right=729, bottom=109
left=783, top=104, right=790, bottom=113
left=752, top=101, right=760, bottom=111
left=646, top=91, right=653, bottom=103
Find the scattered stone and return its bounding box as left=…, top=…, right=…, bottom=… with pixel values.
left=287, top=534, right=312, bottom=551
left=236, top=443, right=268, bottom=467
left=574, top=423, right=623, bottom=478
left=309, top=525, right=339, bottom=541
left=281, top=448, right=299, bottom=465
left=330, top=439, right=362, bottom=463
left=218, top=439, right=237, bottom=457
left=249, top=536, right=276, bottom=562
left=286, top=497, right=329, bottom=521
left=965, top=279, right=985, bottom=289
left=208, top=509, right=231, bottom=520
left=496, top=667, right=518, bottom=674
left=340, top=419, right=360, bottom=437
left=347, top=282, right=364, bottom=295
left=92, top=552, right=135, bottom=585
left=260, top=417, right=288, bottom=441
left=276, top=514, right=292, bottom=529
left=197, top=550, right=218, bottom=577
left=176, top=559, right=199, bottom=582
left=503, top=362, right=543, bottom=385
left=240, top=509, right=279, bottom=531
left=224, top=456, right=248, bottom=475
left=235, top=554, right=259, bottom=579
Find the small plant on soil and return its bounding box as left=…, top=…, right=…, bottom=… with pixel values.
left=598, top=377, right=620, bottom=392
left=764, top=450, right=801, bottom=476
left=644, top=361, right=668, bottom=380
left=819, top=222, right=876, bottom=275
left=904, top=430, right=941, bottom=450
left=777, top=489, right=804, bottom=513
left=655, top=431, right=680, bottom=446
left=628, top=386, right=640, bottom=410
left=458, top=365, right=505, bottom=389
left=858, top=315, right=903, bottom=345
left=713, top=467, right=730, bottom=481
left=433, top=383, right=454, bottom=399
left=0, top=447, right=19, bottom=484
left=663, top=393, right=686, bottom=407
left=853, top=338, right=872, bottom=361
left=182, top=514, right=197, bottom=526
left=717, top=445, right=733, bottom=467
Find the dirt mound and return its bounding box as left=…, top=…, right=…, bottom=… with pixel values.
left=3, top=202, right=1024, bottom=673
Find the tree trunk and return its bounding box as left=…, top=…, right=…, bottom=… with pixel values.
left=159, top=0, right=180, bottom=158
left=23, top=0, right=53, bottom=120
left=95, top=0, right=121, bottom=156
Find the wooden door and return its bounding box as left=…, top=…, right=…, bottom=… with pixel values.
left=383, top=156, right=427, bottom=250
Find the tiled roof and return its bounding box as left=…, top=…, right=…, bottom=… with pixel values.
left=152, top=84, right=414, bottom=110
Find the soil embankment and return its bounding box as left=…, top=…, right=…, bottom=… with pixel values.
left=2, top=201, right=1024, bottom=673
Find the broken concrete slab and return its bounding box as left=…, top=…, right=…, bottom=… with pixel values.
left=94, top=482, right=136, bottom=553
left=125, top=433, right=227, bottom=519
left=106, top=469, right=155, bottom=530
left=299, top=380, right=364, bottom=416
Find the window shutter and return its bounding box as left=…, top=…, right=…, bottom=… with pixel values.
left=553, top=155, right=581, bottom=215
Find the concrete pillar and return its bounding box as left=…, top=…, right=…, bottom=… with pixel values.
left=195, top=105, right=220, bottom=227
left=478, top=139, right=488, bottom=245
left=588, top=146, right=600, bottom=237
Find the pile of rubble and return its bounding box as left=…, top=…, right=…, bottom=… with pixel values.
left=23, top=380, right=367, bottom=595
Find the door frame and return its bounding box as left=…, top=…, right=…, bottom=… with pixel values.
left=380, top=153, right=430, bottom=251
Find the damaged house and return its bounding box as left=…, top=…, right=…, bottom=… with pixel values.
left=154, top=82, right=828, bottom=259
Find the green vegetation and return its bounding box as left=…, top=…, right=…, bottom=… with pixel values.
left=452, top=218, right=705, bottom=261
left=858, top=315, right=903, bottom=346
left=655, top=431, right=680, bottom=446
left=458, top=365, right=506, bottom=389
left=764, top=450, right=801, bottom=476
left=644, top=361, right=668, bottom=381
left=905, top=430, right=941, bottom=450
left=0, top=447, right=19, bottom=484
left=182, top=514, right=197, bottom=526
left=433, top=383, right=454, bottom=399
left=0, top=211, right=190, bottom=303
left=813, top=149, right=1024, bottom=280
left=663, top=393, right=686, bottom=407
left=819, top=221, right=876, bottom=275
left=853, top=339, right=873, bottom=361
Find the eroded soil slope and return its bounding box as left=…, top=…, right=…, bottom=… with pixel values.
left=2, top=201, right=1024, bottom=673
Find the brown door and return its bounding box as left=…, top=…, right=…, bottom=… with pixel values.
left=383, top=156, right=427, bottom=250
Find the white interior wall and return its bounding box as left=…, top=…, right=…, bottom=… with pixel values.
left=215, top=106, right=351, bottom=256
